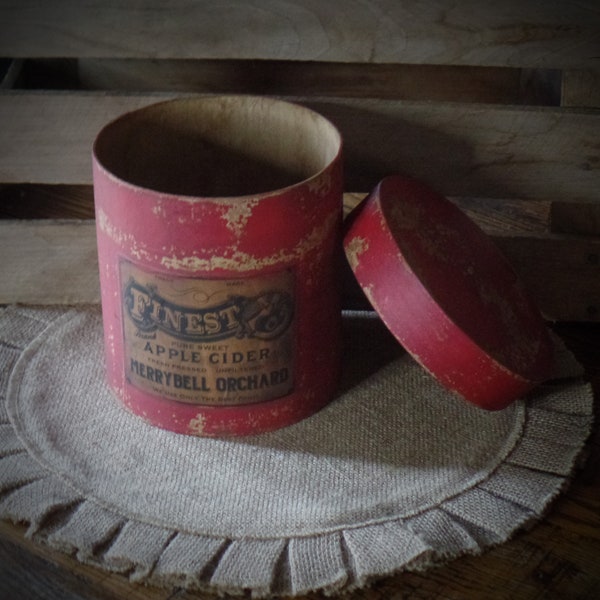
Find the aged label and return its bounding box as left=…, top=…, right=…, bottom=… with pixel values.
left=120, top=261, right=295, bottom=405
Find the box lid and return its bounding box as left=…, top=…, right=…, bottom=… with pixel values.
left=343, top=175, right=555, bottom=410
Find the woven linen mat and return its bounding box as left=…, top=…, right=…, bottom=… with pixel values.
left=0, top=305, right=594, bottom=597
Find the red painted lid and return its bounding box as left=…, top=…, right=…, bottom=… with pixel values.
left=343, top=175, right=555, bottom=410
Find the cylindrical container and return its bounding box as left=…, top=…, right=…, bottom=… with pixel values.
left=343, top=175, right=555, bottom=410
left=93, top=96, right=343, bottom=437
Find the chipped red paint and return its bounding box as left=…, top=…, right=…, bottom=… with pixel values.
left=93, top=97, right=343, bottom=436
left=344, top=175, right=555, bottom=410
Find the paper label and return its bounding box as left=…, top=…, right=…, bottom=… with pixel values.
left=120, top=261, right=295, bottom=405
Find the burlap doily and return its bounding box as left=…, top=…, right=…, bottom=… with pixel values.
left=0, top=306, right=593, bottom=597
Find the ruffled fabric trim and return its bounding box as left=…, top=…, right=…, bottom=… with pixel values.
left=0, top=306, right=593, bottom=598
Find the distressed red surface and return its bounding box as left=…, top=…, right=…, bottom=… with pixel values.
left=344, top=176, right=554, bottom=410
left=93, top=99, right=342, bottom=437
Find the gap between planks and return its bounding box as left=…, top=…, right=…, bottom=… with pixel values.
left=12, top=58, right=562, bottom=107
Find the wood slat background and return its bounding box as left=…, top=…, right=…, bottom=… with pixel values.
left=1, top=77, right=598, bottom=319
left=1, top=3, right=600, bottom=600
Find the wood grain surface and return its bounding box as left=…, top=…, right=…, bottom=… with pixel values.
left=1, top=91, right=599, bottom=201
left=1, top=1, right=598, bottom=69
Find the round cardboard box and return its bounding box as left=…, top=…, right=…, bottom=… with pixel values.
left=93, top=96, right=343, bottom=436
left=343, top=175, right=555, bottom=410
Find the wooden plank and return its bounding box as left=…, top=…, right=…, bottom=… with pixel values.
left=0, top=220, right=100, bottom=305
left=550, top=69, right=600, bottom=233
left=0, top=92, right=174, bottom=186
left=452, top=197, right=550, bottom=234
left=1, top=219, right=599, bottom=321
left=312, top=97, right=600, bottom=200
left=0, top=520, right=173, bottom=600
left=0, top=1, right=599, bottom=69
left=562, top=69, right=600, bottom=108
left=1, top=91, right=599, bottom=201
